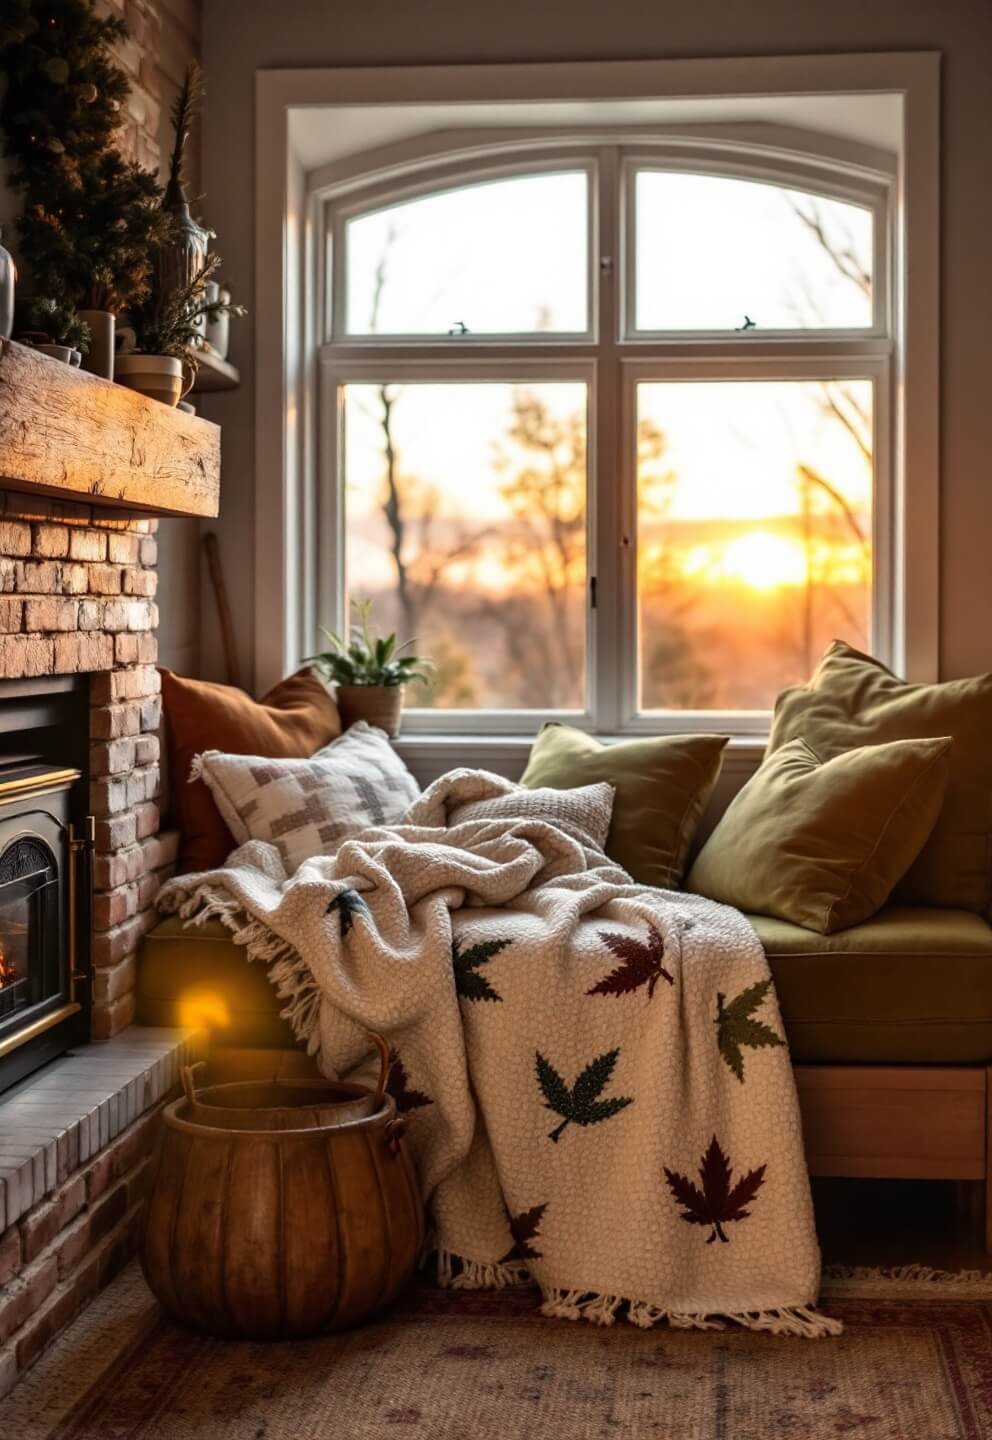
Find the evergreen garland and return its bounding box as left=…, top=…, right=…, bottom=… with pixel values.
left=0, top=0, right=169, bottom=313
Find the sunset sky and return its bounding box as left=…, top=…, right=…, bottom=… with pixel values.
left=339, top=165, right=874, bottom=645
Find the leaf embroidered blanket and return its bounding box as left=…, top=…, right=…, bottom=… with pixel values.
left=158, top=769, right=838, bottom=1338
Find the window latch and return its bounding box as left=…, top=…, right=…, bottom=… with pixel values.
left=590, top=576, right=598, bottom=610
left=447, top=321, right=470, bottom=336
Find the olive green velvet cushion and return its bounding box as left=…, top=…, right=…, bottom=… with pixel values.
left=688, top=736, right=951, bottom=933
left=139, top=909, right=992, bottom=1064
left=520, top=723, right=727, bottom=889
left=770, top=641, right=992, bottom=914
left=137, top=915, right=295, bottom=1048
left=753, top=907, right=992, bottom=1064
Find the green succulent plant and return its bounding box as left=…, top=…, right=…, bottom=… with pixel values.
left=305, top=599, right=433, bottom=689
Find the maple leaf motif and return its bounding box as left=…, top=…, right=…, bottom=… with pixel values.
left=664, top=1135, right=767, bottom=1244
left=326, top=887, right=369, bottom=937
left=386, top=1047, right=433, bottom=1113
left=715, top=980, right=786, bottom=1082
left=588, top=923, right=674, bottom=1001
left=500, top=1202, right=548, bottom=1263
left=453, top=935, right=512, bottom=1003
left=536, top=1048, right=634, bottom=1142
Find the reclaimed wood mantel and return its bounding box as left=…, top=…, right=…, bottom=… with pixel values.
left=0, top=338, right=220, bottom=519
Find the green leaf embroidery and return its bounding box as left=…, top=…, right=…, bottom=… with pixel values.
left=326, top=887, right=369, bottom=937
left=386, top=1047, right=433, bottom=1113
left=715, top=980, right=786, bottom=1082
left=453, top=936, right=512, bottom=1003
left=536, top=1048, right=633, bottom=1143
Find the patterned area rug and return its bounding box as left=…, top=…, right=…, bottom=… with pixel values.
left=5, top=1263, right=992, bottom=1439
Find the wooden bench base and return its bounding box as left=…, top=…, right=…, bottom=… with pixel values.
left=795, top=1064, right=992, bottom=1249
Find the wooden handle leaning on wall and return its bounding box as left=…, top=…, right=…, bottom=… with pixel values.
left=203, top=531, right=242, bottom=690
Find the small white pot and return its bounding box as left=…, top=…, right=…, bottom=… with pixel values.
left=35, top=342, right=75, bottom=365
left=115, top=353, right=187, bottom=407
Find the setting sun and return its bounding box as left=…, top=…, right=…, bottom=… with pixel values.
left=720, top=531, right=808, bottom=590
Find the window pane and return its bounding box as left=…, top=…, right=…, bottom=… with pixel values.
left=342, top=382, right=587, bottom=709
left=636, top=380, right=873, bottom=711
left=345, top=172, right=588, bottom=335
left=634, top=172, right=873, bottom=330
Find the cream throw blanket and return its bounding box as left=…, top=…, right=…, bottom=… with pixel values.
left=159, top=769, right=838, bottom=1338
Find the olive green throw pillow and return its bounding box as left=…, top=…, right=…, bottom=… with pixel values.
left=688, top=736, right=952, bottom=934
left=520, top=724, right=727, bottom=889
left=771, top=641, right=992, bottom=913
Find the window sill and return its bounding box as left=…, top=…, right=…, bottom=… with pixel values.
left=392, top=731, right=767, bottom=785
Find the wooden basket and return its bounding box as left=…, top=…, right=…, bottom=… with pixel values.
left=336, top=683, right=404, bottom=737
left=140, top=1035, right=424, bottom=1339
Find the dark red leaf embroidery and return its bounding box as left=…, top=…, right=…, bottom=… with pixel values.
left=664, top=1135, right=766, bottom=1244
left=500, top=1202, right=548, bottom=1263
left=588, top=923, right=674, bottom=1000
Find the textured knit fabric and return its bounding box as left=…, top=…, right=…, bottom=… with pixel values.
left=159, top=770, right=835, bottom=1338
left=437, top=769, right=615, bottom=852
left=191, top=722, right=419, bottom=873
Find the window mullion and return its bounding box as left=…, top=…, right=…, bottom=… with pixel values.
left=592, top=145, right=623, bottom=734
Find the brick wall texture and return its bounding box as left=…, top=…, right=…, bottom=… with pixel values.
left=0, top=492, right=178, bottom=1042
left=0, top=1105, right=165, bottom=1398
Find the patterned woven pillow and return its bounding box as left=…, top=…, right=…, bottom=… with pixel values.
left=191, top=722, right=420, bottom=873
left=448, top=782, right=615, bottom=851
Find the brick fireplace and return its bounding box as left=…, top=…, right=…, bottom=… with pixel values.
left=0, top=492, right=177, bottom=1067
left=0, top=490, right=201, bottom=1396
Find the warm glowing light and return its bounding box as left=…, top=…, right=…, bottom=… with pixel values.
left=177, top=991, right=231, bottom=1032
left=718, top=532, right=808, bottom=590
left=0, top=943, right=14, bottom=989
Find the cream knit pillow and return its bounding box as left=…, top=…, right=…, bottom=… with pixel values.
left=448, top=781, right=615, bottom=852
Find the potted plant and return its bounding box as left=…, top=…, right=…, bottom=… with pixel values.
left=116, top=250, right=243, bottom=406
left=15, top=296, right=90, bottom=366
left=305, top=599, right=433, bottom=738
left=0, top=0, right=170, bottom=380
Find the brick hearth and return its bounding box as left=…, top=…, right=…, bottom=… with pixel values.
left=0, top=493, right=175, bottom=1042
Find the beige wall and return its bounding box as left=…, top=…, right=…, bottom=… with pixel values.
left=200, top=0, right=992, bottom=693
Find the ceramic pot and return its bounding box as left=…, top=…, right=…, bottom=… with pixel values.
left=0, top=229, right=15, bottom=340
left=35, top=342, right=75, bottom=365
left=205, top=285, right=230, bottom=360
left=336, top=684, right=404, bottom=738
left=115, top=353, right=187, bottom=407
left=78, top=309, right=115, bottom=380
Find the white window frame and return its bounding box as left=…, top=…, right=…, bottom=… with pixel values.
left=254, top=55, right=940, bottom=744
left=315, top=135, right=896, bottom=736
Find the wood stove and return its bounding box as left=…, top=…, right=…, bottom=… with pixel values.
left=0, top=679, right=92, bottom=1094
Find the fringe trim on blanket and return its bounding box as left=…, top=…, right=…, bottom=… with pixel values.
left=435, top=1247, right=841, bottom=1337
left=163, top=886, right=325, bottom=1055
left=539, top=1288, right=841, bottom=1337
left=436, top=1248, right=531, bottom=1291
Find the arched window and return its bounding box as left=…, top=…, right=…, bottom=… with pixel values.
left=318, top=138, right=893, bottom=733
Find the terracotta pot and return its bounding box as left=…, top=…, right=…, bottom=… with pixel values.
left=140, top=1037, right=424, bottom=1340
left=336, top=684, right=404, bottom=737
left=115, top=353, right=187, bottom=407
left=78, top=309, right=115, bottom=380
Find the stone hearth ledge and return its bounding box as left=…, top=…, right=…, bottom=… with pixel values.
left=0, top=1027, right=203, bottom=1231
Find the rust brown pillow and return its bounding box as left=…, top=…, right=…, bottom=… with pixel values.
left=160, top=668, right=341, bottom=873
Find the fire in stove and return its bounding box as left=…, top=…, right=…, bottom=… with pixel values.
left=0, top=940, right=14, bottom=988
